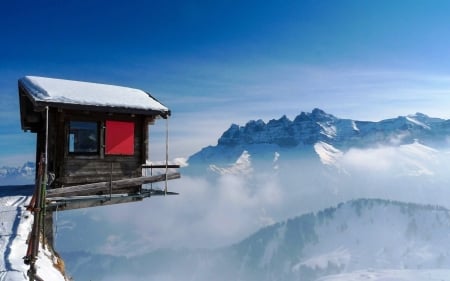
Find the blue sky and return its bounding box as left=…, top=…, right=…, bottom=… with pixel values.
left=3, top=0, right=450, bottom=165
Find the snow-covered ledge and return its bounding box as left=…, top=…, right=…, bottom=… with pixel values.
left=0, top=186, right=67, bottom=281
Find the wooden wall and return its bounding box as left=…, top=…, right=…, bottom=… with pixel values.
left=44, top=109, right=152, bottom=193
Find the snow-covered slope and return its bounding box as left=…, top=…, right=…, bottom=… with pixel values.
left=62, top=199, right=450, bottom=281
left=0, top=185, right=66, bottom=281
left=228, top=199, right=450, bottom=281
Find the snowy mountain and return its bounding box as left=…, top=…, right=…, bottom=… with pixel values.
left=183, top=109, right=450, bottom=211
left=187, top=108, right=450, bottom=169
left=62, top=199, right=450, bottom=281
left=217, top=109, right=450, bottom=148
left=0, top=162, right=35, bottom=185
left=229, top=199, right=450, bottom=281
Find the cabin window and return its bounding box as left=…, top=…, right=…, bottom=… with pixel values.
left=68, top=121, right=99, bottom=154
left=105, top=120, right=134, bottom=155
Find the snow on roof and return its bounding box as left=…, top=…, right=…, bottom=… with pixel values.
left=19, top=76, right=169, bottom=116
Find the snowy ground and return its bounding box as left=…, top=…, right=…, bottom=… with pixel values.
left=0, top=185, right=65, bottom=281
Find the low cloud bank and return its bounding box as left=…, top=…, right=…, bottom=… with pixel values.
left=57, top=143, right=450, bottom=257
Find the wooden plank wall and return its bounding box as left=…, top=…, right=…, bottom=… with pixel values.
left=50, top=110, right=148, bottom=190
left=61, top=158, right=141, bottom=185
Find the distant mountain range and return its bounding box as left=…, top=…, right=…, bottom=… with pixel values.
left=62, top=198, right=450, bottom=281
left=0, top=162, right=34, bottom=185
left=188, top=108, right=450, bottom=168
left=220, top=108, right=450, bottom=147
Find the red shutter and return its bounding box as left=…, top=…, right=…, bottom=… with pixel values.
left=105, top=121, right=134, bottom=155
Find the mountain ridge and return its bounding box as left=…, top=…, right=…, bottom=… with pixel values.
left=216, top=108, right=450, bottom=148
left=187, top=108, right=450, bottom=170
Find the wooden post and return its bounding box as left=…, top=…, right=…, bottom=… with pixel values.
left=25, top=154, right=46, bottom=281
left=109, top=162, right=113, bottom=200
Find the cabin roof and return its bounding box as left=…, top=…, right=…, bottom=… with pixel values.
left=19, top=76, right=170, bottom=117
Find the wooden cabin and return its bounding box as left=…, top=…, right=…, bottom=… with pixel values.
left=19, top=76, right=181, bottom=274
left=19, top=76, right=179, bottom=207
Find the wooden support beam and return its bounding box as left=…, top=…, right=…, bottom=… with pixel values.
left=46, top=189, right=179, bottom=211
left=47, top=194, right=144, bottom=211
left=142, top=164, right=180, bottom=169
left=46, top=172, right=180, bottom=198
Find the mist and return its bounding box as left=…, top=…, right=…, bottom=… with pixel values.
left=56, top=141, right=450, bottom=262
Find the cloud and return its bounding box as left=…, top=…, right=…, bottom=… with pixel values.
left=58, top=161, right=285, bottom=256
left=56, top=141, right=450, bottom=260
left=340, top=142, right=440, bottom=176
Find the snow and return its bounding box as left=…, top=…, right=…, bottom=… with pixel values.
left=209, top=150, right=253, bottom=175
left=314, top=141, right=343, bottom=166
left=273, top=152, right=280, bottom=170
left=396, top=141, right=438, bottom=176
left=293, top=247, right=351, bottom=271
left=406, top=116, right=431, bottom=130
left=20, top=76, right=169, bottom=114
left=292, top=200, right=450, bottom=280
left=351, top=120, right=359, bottom=132
left=0, top=186, right=65, bottom=281
left=317, top=122, right=337, bottom=138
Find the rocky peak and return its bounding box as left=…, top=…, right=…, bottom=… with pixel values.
left=310, top=108, right=336, bottom=121
left=293, top=112, right=310, bottom=122
left=244, top=119, right=265, bottom=133
left=217, top=109, right=341, bottom=147
left=217, top=123, right=241, bottom=145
